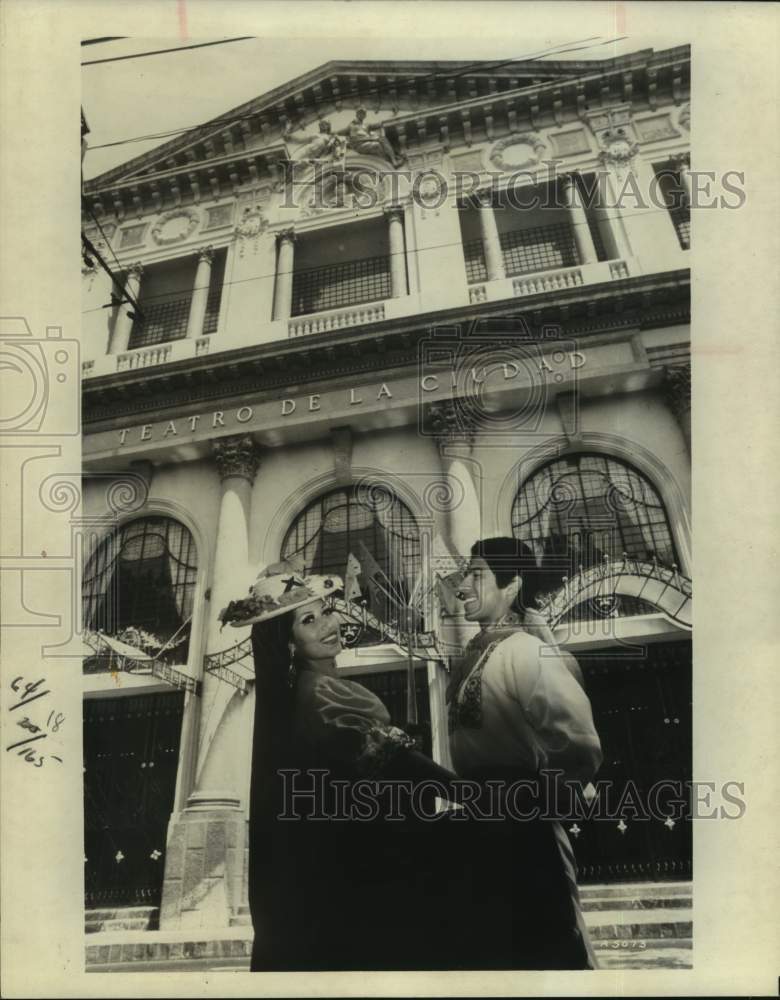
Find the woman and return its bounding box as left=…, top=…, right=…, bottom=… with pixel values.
left=445, top=537, right=603, bottom=970
left=220, top=560, right=456, bottom=971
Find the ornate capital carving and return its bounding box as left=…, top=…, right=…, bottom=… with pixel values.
left=196, top=245, right=215, bottom=264
left=212, top=435, right=261, bottom=483
left=275, top=227, right=297, bottom=246
left=663, top=363, right=691, bottom=421
left=125, top=261, right=145, bottom=279
left=428, top=399, right=477, bottom=453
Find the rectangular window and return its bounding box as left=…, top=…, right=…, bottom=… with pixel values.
left=127, top=249, right=226, bottom=349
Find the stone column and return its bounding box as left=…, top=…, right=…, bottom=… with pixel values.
left=473, top=190, right=505, bottom=282
left=185, top=246, right=214, bottom=339
left=671, top=153, right=692, bottom=203
left=272, top=228, right=296, bottom=320
left=108, top=262, right=143, bottom=354
left=384, top=205, right=408, bottom=297
left=160, top=434, right=260, bottom=932
left=428, top=400, right=481, bottom=662
left=664, top=363, right=691, bottom=455
left=563, top=175, right=598, bottom=265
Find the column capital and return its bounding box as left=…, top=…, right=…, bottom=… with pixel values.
left=668, top=152, right=691, bottom=172
left=196, top=244, right=215, bottom=263
left=126, top=261, right=145, bottom=278
left=383, top=203, right=405, bottom=223
left=275, top=227, right=297, bottom=246
left=428, top=399, right=477, bottom=453
left=469, top=188, right=498, bottom=210
left=663, top=362, right=691, bottom=421
left=212, top=435, right=261, bottom=483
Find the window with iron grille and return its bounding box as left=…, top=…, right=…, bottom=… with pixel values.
left=511, top=454, right=679, bottom=595
left=500, top=223, right=578, bottom=276
left=281, top=486, right=421, bottom=642
left=127, top=250, right=226, bottom=349
left=82, top=516, right=198, bottom=663
left=291, top=254, right=392, bottom=316
left=463, top=238, right=488, bottom=284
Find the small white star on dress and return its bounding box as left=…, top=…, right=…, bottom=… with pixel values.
left=617, top=819, right=628, bottom=834
left=568, top=823, right=581, bottom=838
left=150, top=849, right=162, bottom=860
left=664, top=816, right=676, bottom=830
left=114, top=850, right=125, bottom=863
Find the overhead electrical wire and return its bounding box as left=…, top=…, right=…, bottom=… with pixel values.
left=81, top=36, right=256, bottom=66
left=82, top=36, right=628, bottom=155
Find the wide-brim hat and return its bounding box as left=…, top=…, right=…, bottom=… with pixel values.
left=219, top=556, right=343, bottom=628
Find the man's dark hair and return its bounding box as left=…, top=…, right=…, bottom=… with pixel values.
left=470, top=536, right=555, bottom=613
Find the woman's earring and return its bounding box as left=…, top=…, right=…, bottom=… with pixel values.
left=288, top=644, right=297, bottom=687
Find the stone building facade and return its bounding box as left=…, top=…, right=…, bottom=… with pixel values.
left=81, top=47, right=692, bottom=938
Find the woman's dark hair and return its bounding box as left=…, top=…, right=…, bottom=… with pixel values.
left=470, top=536, right=556, bottom=615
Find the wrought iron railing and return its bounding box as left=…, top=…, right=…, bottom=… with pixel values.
left=291, top=254, right=392, bottom=316
left=464, top=223, right=580, bottom=283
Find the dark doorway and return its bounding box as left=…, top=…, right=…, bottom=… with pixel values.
left=83, top=690, right=184, bottom=908
left=567, top=639, right=692, bottom=883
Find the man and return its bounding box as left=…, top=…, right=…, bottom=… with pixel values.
left=445, top=536, right=602, bottom=969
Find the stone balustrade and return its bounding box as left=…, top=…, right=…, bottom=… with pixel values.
left=116, top=344, right=173, bottom=372
left=288, top=302, right=386, bottom=338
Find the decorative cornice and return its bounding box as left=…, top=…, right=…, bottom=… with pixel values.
left=212, top=435, right=261, bottom=482
left=82, top=270, right=690, bottom=426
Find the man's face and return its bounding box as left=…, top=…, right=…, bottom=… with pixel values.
left=459, top=556, right=517, bottom=624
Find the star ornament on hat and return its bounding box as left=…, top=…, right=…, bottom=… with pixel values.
left=218, top=556, right=343, bottom=628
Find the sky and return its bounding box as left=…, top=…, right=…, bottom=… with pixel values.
left=81, top=5, right=694, bottom=182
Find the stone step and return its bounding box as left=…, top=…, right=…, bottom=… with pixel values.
left=85, top=906, right=159, bottom=935
left=86, top=929, right=253, bottom=968
left=579, top=880, right=691, bottom=901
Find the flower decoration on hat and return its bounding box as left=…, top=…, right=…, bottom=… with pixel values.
left=219, top=555, right=344, bottom=628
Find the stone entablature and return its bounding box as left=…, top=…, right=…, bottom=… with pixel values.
left=83, top=48, right=690, bottom=225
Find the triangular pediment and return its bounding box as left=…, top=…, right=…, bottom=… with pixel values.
left=85, top=48, right=679, bottom=192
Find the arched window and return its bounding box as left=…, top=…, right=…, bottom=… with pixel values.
left=281, top=486, right=421, bottom=637
left=82, top=516, right=198, bottom=660
left=512, top=453, right=678, bottom=580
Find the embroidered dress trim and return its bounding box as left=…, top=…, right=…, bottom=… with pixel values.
left=448, top=640, right=502, bottom=732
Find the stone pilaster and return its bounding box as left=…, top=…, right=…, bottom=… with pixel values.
left=563, top=175, right=598, bottom=265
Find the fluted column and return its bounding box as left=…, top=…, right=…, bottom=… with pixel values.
left=384, top=205, right=408, bottom=297
left=473, top=190, right=505, bottom=281
left=109, top=262, right=143, bottom=354
left=272, top=228, right=296, bottom=320
left=563, top=175, right=598, bottom=265
left=664, top=363, right=691, bottom=455
left=185, top=246, right=214, bottom=339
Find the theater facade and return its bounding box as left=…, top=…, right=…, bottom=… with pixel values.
left=81, top=47, right=692, bottom=936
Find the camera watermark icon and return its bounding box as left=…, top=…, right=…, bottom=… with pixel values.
left=417, top=318, right=582, bottom=441
left=0, top=318, right=80, bottom=436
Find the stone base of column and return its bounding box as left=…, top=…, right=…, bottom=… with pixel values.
left=159, top=792, right=248, bottom=932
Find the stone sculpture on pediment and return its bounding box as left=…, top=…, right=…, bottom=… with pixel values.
left=338, top=106, right=406, bottom=168
left=282, top=118, right=346, bottom=165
